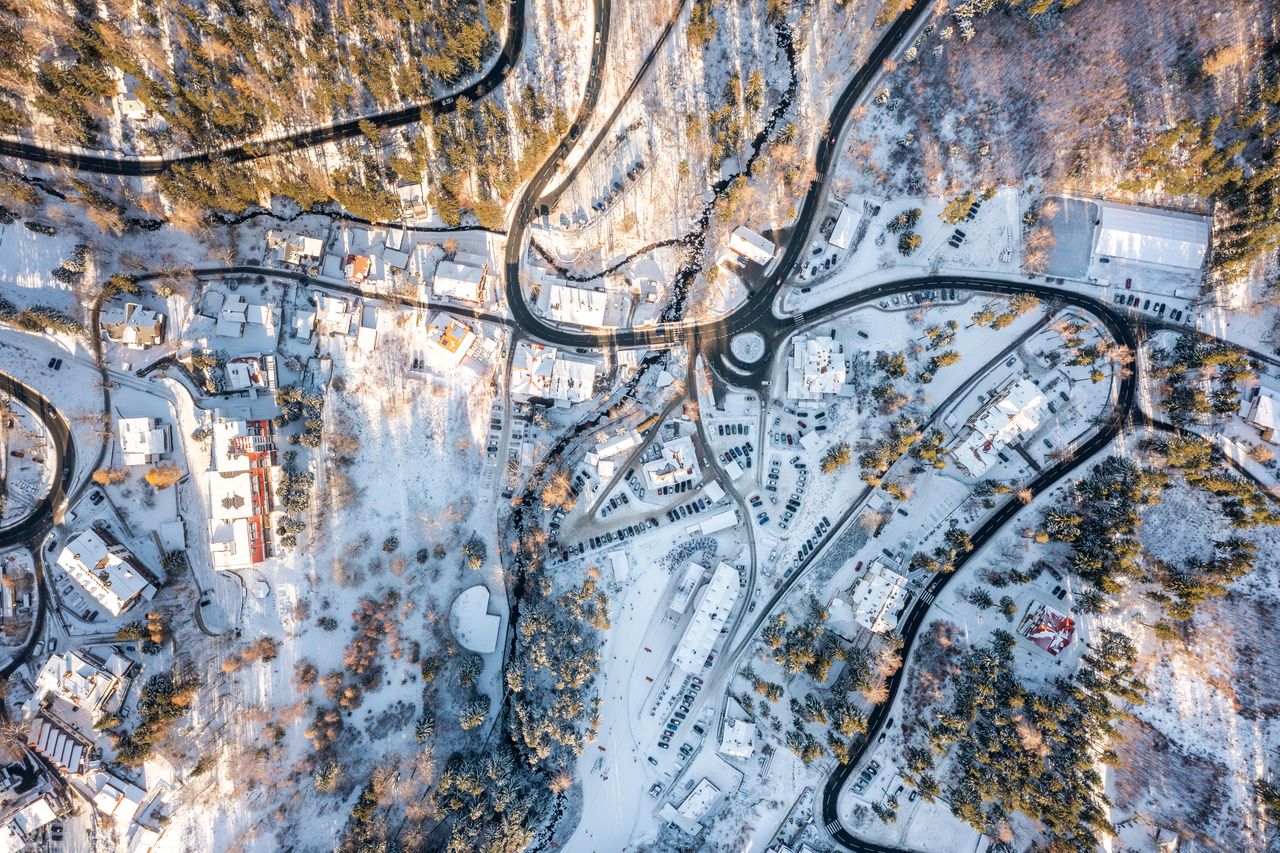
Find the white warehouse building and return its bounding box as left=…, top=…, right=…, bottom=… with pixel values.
left=1092, top=202, right=1210, bottom=271
left=728, top=226, right=776, bottom=266
left=671, top=562, right=739, bottom=672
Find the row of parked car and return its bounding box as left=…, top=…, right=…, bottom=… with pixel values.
left=777, top=459, right=811, bottom=532
left=720, top=441, right=754, bottom=469
left=658, top=677, right=703, bottom=749
left=784, top=515, right=832, bottom=576
left=852, top=760, right=881, bottom=795
left=1112, top=292, right=1190, bottom=322
left=665, top=495, right=713, bottom=523
left=586, top=517, right=658, bottom=550
left=877, top=288, right=960, bottom=310
left=715, top=423, right=748, bottom=437
left=599, top=491, right=630, bottom=518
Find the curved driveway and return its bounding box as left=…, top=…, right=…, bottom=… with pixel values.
left=0, top=372, right=75, bottom=681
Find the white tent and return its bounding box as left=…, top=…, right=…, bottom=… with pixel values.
left=1093, top=204, right=1209, bottom=270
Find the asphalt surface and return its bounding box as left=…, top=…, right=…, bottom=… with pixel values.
left=0, top=1, right=1267, bottom=847
left=534, top=0, right=689, bottom=211
left=0, top=2, right=528, bottom=175
left=0, top=372, right=75, bottom=681
left=816, top=302, right=1139, bottom=852
left=502, top=0, right=933, bottom=360
left=0, top=373, right=74, bottom=544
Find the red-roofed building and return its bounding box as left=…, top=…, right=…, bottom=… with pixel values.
left=1018, top=603, right=1075, bottom=656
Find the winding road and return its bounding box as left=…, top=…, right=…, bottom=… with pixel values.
left=0, top=2, right=527, bottom=176
left=0, top=372, right=76, bottom=681
left=0, top=1, right=1271, bottom=851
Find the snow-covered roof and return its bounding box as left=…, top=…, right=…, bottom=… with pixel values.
left=212, top=417, right=274, bottom=472
left=548, top=353, right=597, bottom=405
left=787, top=333, right=847, bottom=400
left=422, top=314, right=476, bottom=367
left=1094, top=203, right=1209, bottom=270
left=101, top=302, right=165, bottom=348
left=689, top=508, right=739, bottom=535
left=245, top=303, right=272, bottom=326
left=118, top=417, right=169, bottom=466
left=511, top=341, right=557, bottom=398
left=669, top=561, right=706, bottom=615
left=224, top=357, right=265, bottom=391
left=539, top=276, right=608, bottom=327
left=292, top=309, right=316, bottom=341
left=642, top=435, right=699, bottom=490
left=950, top=378, right=1045, bottom=477
left=660, top=777, right=721, bottom=836
left=5, top=794, right=57, bottom=840
left=208, top=517, right=254, bottom=571
left=607, top=550, right=630, bottom=583
left=848, top=558, right=908, bottom=634
left=450, top=585, right=501, bottom=654
left=86, top=769, right=146, bottom=825
left=1245, top=390, right=1280, bottom=435
left=267, top=230, right=323, bottom=264
left=28, top=713, right=91, bottom=775
left=26, top=649, right=129, bottom=719
left=672, top=563, right=739, bottom=672
left=828, top=204, right=858, bottom=250
left=719, top=718, right=755, bottom=759
left=56, top=529, right=155, bottom=617
left=1019, top=602, right=1075, bottom=656
left=588, top=429, right=642, bottom=462
left=433, top=259, right=487, bottom=303
left=728, top=226, right=776, bottom=266
left=208, top=471, right=256, bottom=520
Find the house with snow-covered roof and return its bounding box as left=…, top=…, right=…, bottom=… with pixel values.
left=55, top=528, right=156, bottom=618
left=100, top=302, right=165, bottom=349
left=117, top=416, right=170, bottom=466
left=1241, top=388, right=1280, bottom=444
left=948, top=377, right=1045, bottom=477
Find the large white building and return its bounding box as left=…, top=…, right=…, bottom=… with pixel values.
left=1092, top=203, right=1210, bottom=271
left=659, top=777, right=721, bottom=837
left=671, top=562, right=739, bottom=672
left=949, top=378, right=1045, bottom=477
left=1241, top=388, right=1280, bottom=444
left=549, top=352, right=598, bottom=405
left=787, top=333, right=848, bottom=400
left=510, top=342, right=598, bottom=406
left=55, top=529, right=156, bottom=618
left=540, top=279, right=609, bottom=327
left=828, top=204, right=858, bottom=251
left=207, top=417, right=277, bottom=570
left=847, top=558, right=908, bottom=634
left=432, top=254, right=489, bottom=303
left=100, top=302, right=165, bottom=349
left=418, top=313, right=477, bottom=369
left=266, top=230, right=324, bottom=267
left=117, top=416, right=170, bottom=466
left=668, top=561, right=706, bottom=615
left=728, top=226, right=776, bottom=266
left=24, top=649, right=132, bottom=722
left=719, top=718, right=756, bottom=759
left=511, top=341, right=557, bottom=399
